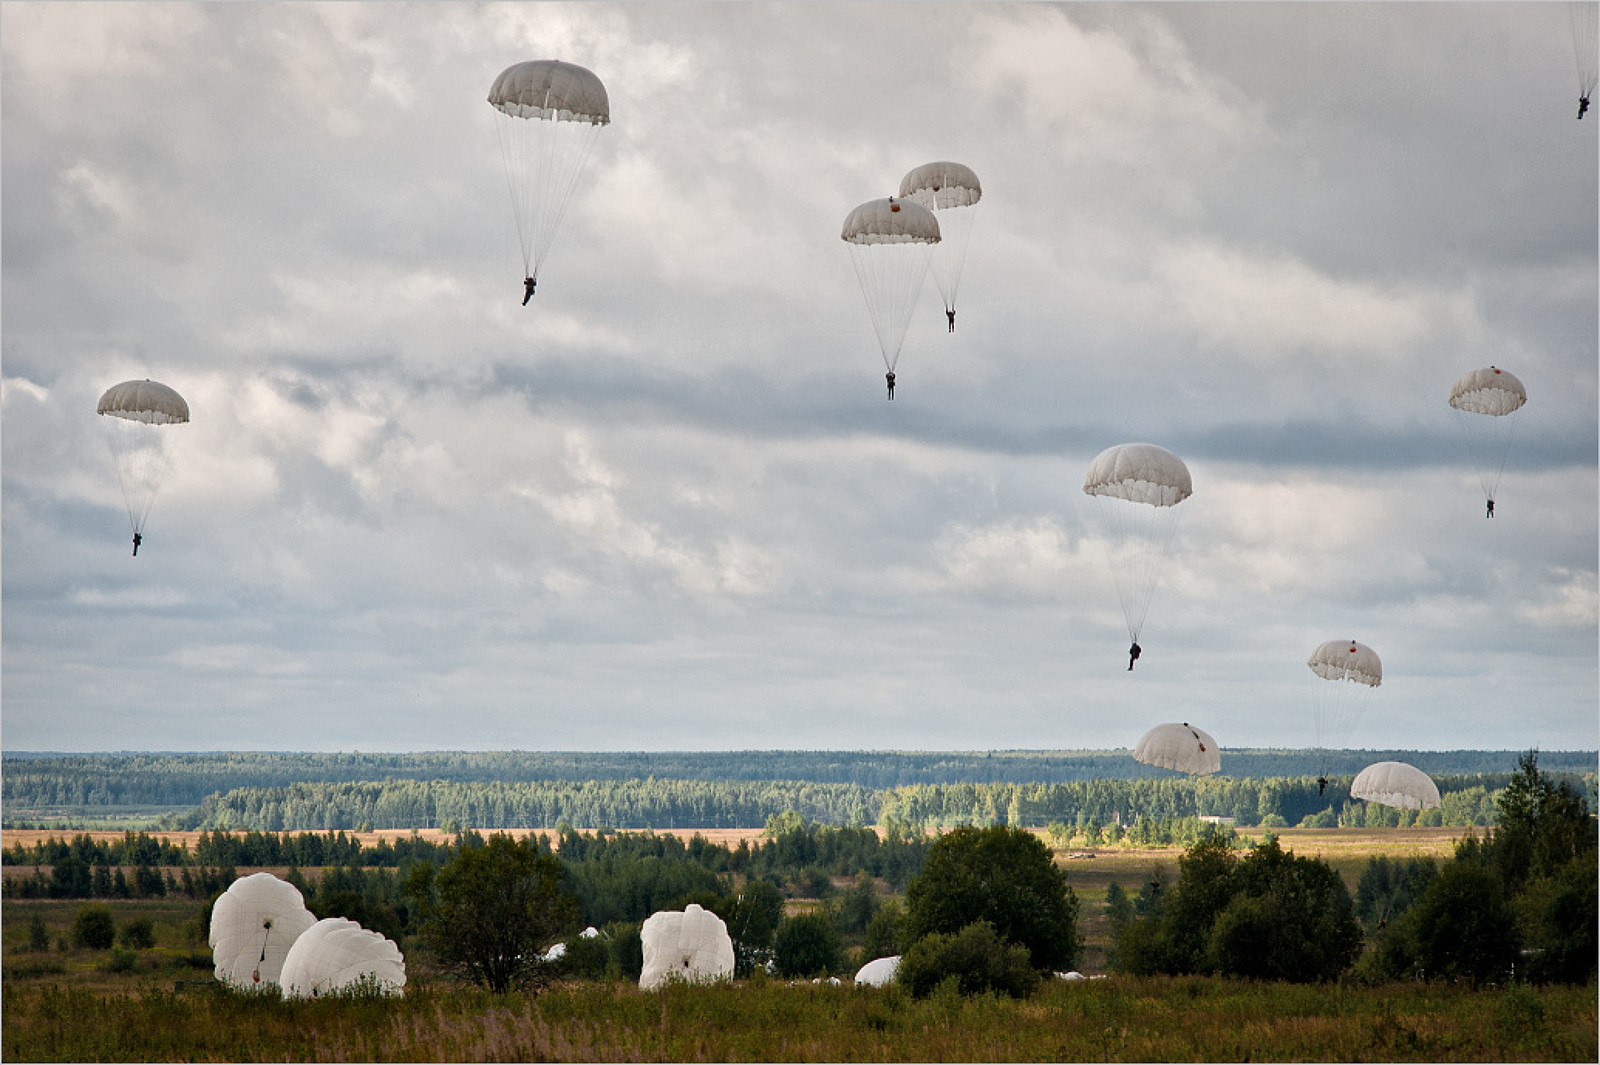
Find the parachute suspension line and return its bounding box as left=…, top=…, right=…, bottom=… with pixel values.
left=1450, top=404, right=1520, bottom=505
left=100, top=417, right=172, bottom=537
left=1572, top=2, right=1599, bottom=100
left=494, top=112, right=605, bottom=282
left=846, top=243, right=932, bottom=373
left=1101, top=496, right=1184, bottom=644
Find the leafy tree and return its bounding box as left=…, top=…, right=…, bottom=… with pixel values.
left=1353, top=855, right=1438, bottom=933
left=27, top=912, right=50, bottom=951
left=71, top=904, right=116, bottom=950
left=607, top=920, right=644, bottom=982
left=1114, top=836, right=1362, bottom=982
left=903, top=825, right=1080, bottom=972
left=862, top=899, right=904, bottom=961
left=774, top=912, right=841, bottom=978
left=1381, top=858, right=1519, bottom=986
left=424, top=833, right=581, bottom=992
left=896, top=920, right=1040, bottom=999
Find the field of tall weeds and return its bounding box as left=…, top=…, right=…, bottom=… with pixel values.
left=3, top=972, right=1595, bottom=1062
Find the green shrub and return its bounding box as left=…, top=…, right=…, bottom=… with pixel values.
left=896, top=920, right=1039, bottom=999
left=903, top=825, right=1080, bottom=972
left=774, top=912, right=841, bottom=978
left=119, top=917, right=157, bottom=950
left=103, top=946, right=139, bottom=973
left=71, top=904, right=116, bottom=950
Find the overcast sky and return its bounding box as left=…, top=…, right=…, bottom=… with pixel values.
left=3, top=2, right=1596, bottom=756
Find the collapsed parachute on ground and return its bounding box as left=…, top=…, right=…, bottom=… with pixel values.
left=1448, top=366, right=1526, bottom=513
left=279, top=917, right=406, bottom=999
left=96, top=379, right=189, bottom=553
left=898, top=161, right=981, bottom=328
left=1307, top=639, right=1382, bottom=776
left=1133, top=722, right=1221, bottom=776
left=1082, top=443, right=1192, bottom=652
left=638, top=903, right=735, bottom=990
left=854, top=955, right=900, bottom=986
left=841, top=196, right=940, bottom=378
left=488, top=59, right=610, bottom=289
left=1351, top=761, right=1440, bottom=811
left=208, top=872, right=318, bottom=990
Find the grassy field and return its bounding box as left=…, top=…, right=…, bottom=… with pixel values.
left=10, top=825, right=1568, bottom=1062
left=2, top=969, right=1594, bottom=1062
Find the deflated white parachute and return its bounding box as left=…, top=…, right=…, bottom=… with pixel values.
left=488, top=59, right=610, bottom=287
left=208, top=872, right=318, bottom=990
left=854, top=955, right=901, bottom=986
left=842, top=197, right=940, bottom=375
left=1351, top=761, right=1440, bottom=811
left=96, top=379, right=189, bottom=553
left=1082, top=443, right=1192, bottom=651
left=1307, top=639, right=1382, bottom=775
left=1447, top=366, right=1526, bottom=513
left=898, top=161, right=981, bottom=328
left=279, top=917, right=406, bottom=999
left=638, top=903, right=735, bottom=990
left=1133, top=722, right=1221, bottom=776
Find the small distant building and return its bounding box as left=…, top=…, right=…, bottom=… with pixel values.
left=1198, top=815, right=1235, bottom=825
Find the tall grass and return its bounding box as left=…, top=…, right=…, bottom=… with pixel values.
left=3, top=974, right=1594, bottom=1062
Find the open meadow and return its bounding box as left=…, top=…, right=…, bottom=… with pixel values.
left=6, top=824, right=1592, bottom=1062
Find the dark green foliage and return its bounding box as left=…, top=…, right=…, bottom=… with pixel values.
left=118, top=917, right=156, bottom=950
left=773, top=912, right=842, bottom=978
left=1114, top=836, right=1362, bottom=982
left=424, top=833, right=582, bottom=992
left=1376, top=860, right=1519, bottom=986
left=862, top=899, right=904, bottom=961
left=607, top=921, right=644, bottom=981
left=1103, top=881, right=1134, bottom=934
left=1353, top=855, right=1438, bottom=932
left=1366, top=751, right=1597, bottom=987
left=71, top=903, right=116, bottom=950
left=27, top=912, right=50, bottom=951
left=550, top=930, right=612, bottom=980
left=102, top=945, right=139, bottom=972
left=832, top=875, right=880, bottom=935
left=895, top=920, right=1040, bottom=999
left=903, top=825, right=1080, bottom=972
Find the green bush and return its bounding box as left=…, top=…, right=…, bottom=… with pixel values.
left=896, top=920, right=1039, bottom=999
left=1113, top=836, right=1362, bottom=982
left=71, top=904, right=116, bottom=950
left=903, top=825, right=1080, bottom=972
left=774, top=912, right=841, bottom=978
left=103, top=945, right=139, bottom=973
left=119, top=917, right=157, bottom=950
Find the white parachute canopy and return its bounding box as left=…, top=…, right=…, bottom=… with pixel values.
left=1447, top=366, right=1527, bottom=511
left=1082, top=443, right=1193, bottom=646
left=841, top=196, right=940, bottom=374
left=1133, top=722, right=1221, bottom=776
left=488, top=59, right=610, bottom=284
left=96, top=379, right=189, bottom=543
left=854, top=955, right=901, bottom=987
left=638, top=903, right=735, bottom=990
left=208, top=872, right=318, bottom=990
left=279, top=917, right=406, bottom=999
left=1351, top=761, right=1441, bottom=811
left=898, top=161, right=981, bottom=325
left=1307, top=639, right=1382, bottom=774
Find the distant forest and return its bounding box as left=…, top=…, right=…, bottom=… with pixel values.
left=2, top=749, right=1593, bottom=832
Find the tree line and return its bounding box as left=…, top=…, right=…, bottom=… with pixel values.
left=5, top=748, right=1593, bottom=812
left=101, top=771, right=1583, bottom=832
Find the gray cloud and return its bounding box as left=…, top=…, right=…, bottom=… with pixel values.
left=3, top=2, right=1594, bottom=754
